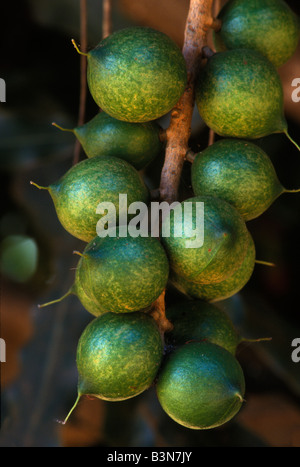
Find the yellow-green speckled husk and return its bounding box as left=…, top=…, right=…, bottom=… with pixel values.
left=195, top=49, right=287, bottom=139
left=191, top=138, right=285, bottom=221
left=71, top=279, right=106, bottom=317
left=74, top=234, right=169, bottom=314
left=48, top=155, right=149, bottom=243
left=74, top=112, right=163, bottom=170
left=170, top=231, right=255, bottom=302
left=161, top=196, right=249, bottom=284
left=213, top=0, right=300, bottom=68
left=76, top=312, right=163, bottom=401
left=165, top=299, right=241, bottom=354
left=87, top=27, right=187, bottom=122
left=156, top=341, right=245, bottom=429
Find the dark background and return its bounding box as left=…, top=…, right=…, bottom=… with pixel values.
left=0, top=0, right=300, bottom=447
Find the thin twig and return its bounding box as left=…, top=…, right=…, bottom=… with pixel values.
left=102, top=0, right=112, bottom=39
left=73, top=0, right=88, bottom=165
left=208, top=0, right=222, bottom=146
left=208, top=128, right=215, bottom=146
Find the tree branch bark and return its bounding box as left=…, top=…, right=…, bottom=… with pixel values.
left=151, top=0, right=216, bottom=335
left=159, top=0, right=215, bottom=204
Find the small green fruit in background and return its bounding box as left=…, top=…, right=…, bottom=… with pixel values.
left=40, top=233, right=169, bottom=316
left=64, top=312, right=163, bottom=423
left=0, top=235, right=38, bottom=283
left=161, top=196, right=249, bottom=284
left=191, top=139, right=299, bottom=221
left=170, top=231, right=256, bottom=302
left=53, top=112, right=163, bottom=170
left=213, top=0, right=300, bottom=68
left=165, top=299, right=241, bottom=354
left=30, top=155, right=149, bottom=243
left=77, top=27, right=187, bottom=122
left=156, top=341, right=245, bottom=430
left=195, top=49, right=300, bottom=150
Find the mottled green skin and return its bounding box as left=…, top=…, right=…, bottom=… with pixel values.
left=191, top=139, right=284, bottom=221
left=161, top=196, right=249, bottom=284
left=165, top=300, right=240, bottom=354
left=156, top=342, right=245, bottom=429
left=48, top=156, right=149, bottom=243
left=171, top=232, right=255, bottom=302
left=77, top=312, right=163, bottom=401
left=74, top=112, right=163, bottom=170
left=71, top=280, right=106, bottom=317
left=195, top=49, right=287, bottom=139
left=75, top=234, right=169, bottom=314
left=213, top=0, right=300, bottom=68
left=87, top=27, right=187, bottom=122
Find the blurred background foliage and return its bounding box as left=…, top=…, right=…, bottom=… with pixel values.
left=0, top=0, right=300, bottom=447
